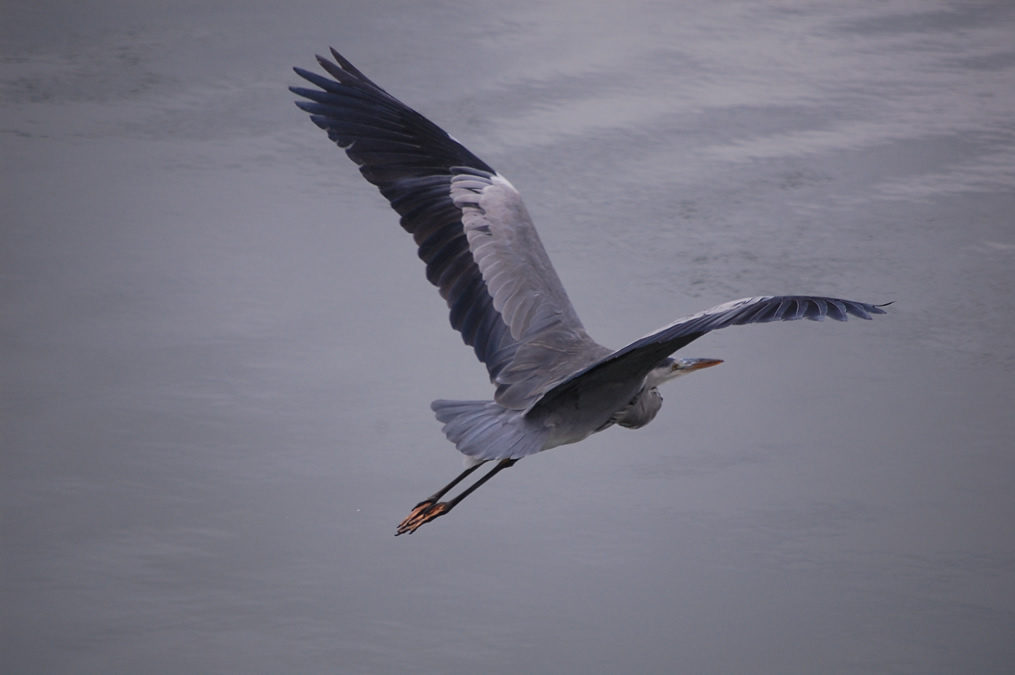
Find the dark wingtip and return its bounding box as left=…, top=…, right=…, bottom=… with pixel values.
left=871, top=301, right=893, bottom=314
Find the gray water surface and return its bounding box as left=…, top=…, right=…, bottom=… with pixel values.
left=3, top=1, right=1014, bottom=672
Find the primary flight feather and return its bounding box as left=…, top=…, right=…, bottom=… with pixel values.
left=290, top=49, right=886, bottom=535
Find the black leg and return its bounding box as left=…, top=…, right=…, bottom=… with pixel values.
left=412, top=462, right=485, bottom=507
left=395, top=458, right=519, bottom=535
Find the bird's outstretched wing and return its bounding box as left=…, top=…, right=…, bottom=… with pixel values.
left=291, top=50, right=597, bottom=407
left=528, top=296, right=888, bottom=415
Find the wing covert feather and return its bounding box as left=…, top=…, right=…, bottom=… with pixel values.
left=293, top=52, right=887, bottom=418
left=292, top=50, right=597, bottom=393
left=528, top=295, right=887, bottom=415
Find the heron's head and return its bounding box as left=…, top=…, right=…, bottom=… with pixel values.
left=647, top=356, right=723, bottom=387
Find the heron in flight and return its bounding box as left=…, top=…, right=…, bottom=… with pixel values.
left=291, top=49, right=887, bottom=535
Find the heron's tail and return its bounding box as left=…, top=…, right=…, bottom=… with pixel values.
left=431, top=400, right=548, bottom=465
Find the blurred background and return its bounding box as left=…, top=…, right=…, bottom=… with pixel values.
left=3, top=1, right=1014, bottom=672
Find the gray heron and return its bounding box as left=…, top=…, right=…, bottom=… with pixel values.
left=290, top=49, right=887, bottom=535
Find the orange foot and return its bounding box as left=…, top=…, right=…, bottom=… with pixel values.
left=395, top=500, right=451, bottom=536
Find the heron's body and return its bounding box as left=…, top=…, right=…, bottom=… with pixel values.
left=290, top=50, right=887, bottom=534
